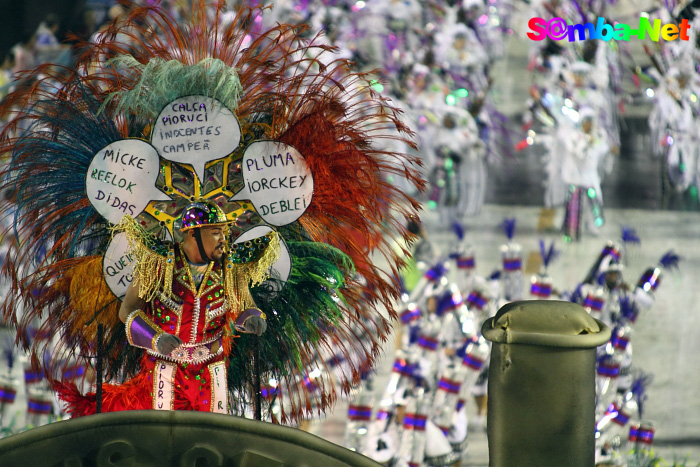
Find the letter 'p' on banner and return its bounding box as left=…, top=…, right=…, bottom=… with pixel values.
left=153, top=361, right=176, bottom=410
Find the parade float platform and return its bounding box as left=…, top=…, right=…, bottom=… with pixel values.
left=0, top=411, right=382, bottom=466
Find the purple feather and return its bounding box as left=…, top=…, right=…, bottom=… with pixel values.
left=619, top=295, right=639, bottom=323
left=659, top=251, right=680, bottom=269
left=3, top=347, right=13, bottom=370
left=569, top=283, right=584, bottom=304
left=452, top=222, right=465, bottom=241
left=630, top=371, right=653, bottom=418
left=426, top=262, right=449, bottom=281
left=621, top=226, right=641, bottom=244
left=485, top=104, right=514, bottom=160
left=501, top=218, right=516, bottom=240
left=435, top=290, right=460, bottom=317
left=538, top=240, right=559, bottom=268
left=570, top=0, right=587, bottom=23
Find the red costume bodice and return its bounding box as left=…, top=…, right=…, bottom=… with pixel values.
left=146, top=245, right=230, bottom=345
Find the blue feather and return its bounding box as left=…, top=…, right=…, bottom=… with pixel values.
left=426, top=262, right=449, bottom=281
left=501, top=218, right=516, bottom=240
left=4, top=81, right=122, bottom=264
left=619, top=295, right=639, bottom=323
left=659, top=250, right=680, bottom=269
left=3, top=346, right=13, bottom=370
left=630, top=371, right=653, bottom=418
left=452, top=222, right=465, bottom=241
left=538, top=239, right=559, bottom=268
left=435, top=289, right=464, bottom=317
left=621, top=226, right=641, bottom=244
left=569, top=283, right=584, bottom=304
left=596, top=272, right=606, bottom=286
left=570, top=0, right=588, bottom=23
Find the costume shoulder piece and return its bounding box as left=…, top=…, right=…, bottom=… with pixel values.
left=115, top=215, right=174, bottom=302
left=0, top=2, right=423, bottom=422
left=225, top=230, right=280, bottom=287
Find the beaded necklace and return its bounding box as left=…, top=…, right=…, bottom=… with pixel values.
left=180, top=245, right=213, bottom=293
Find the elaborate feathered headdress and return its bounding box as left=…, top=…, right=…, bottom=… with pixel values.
left=0, top=2, right=423, bottom=422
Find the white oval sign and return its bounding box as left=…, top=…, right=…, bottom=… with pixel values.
left=103, top=232, right=135, bottom=300
left=231, top=141, right=313, bottom=226
left=151, top=95, right=241, bottom=182
left=87, top=139, right=170, bottom=225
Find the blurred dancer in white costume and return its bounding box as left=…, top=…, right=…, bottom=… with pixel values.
left=561, top=108, right=612, bottom=240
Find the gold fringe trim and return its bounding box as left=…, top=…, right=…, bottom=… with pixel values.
left=224, top=231, right=280, bottom=317
left=114, top=218, right=279, bottom=311
left=113, top=216, right=174, bottom=302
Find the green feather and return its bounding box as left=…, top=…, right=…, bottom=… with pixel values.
left=226, top=241, right=356, bottom=417
left=102, top=55, right=243, bottom=119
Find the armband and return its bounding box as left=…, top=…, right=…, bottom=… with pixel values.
left=234, top=308, right=266, bottom=332
left=125, top=310, right=164, bottom=351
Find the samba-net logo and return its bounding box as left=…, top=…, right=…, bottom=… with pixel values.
left=527, top=17, right=690, bottom=42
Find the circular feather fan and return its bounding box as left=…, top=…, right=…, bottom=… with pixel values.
left=0, top=2, right=423, bottom=422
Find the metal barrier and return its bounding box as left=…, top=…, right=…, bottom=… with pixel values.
left=0, top=410, right=382, bottom=466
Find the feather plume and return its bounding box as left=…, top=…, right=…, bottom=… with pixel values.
left=0, top=2, right=424, bottom=422
left=621, top=226, right=641, bottom=244
left=103, top=56, right=243, bottom=120
left=501, top=218, right=516, bottom=240
left=630, top=371, right=653, bottom=418
left=451, top=222, right=465, bottom=241
left=0, top=78, right=132, bottom=379
left=619, top=294, right=639, bottom=323
left=659, top=250, right=680, bottom=270
left=538, top=240, right=559, bottom=268
left=236, top=241, right=365, bottom=421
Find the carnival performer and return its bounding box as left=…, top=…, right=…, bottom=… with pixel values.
left=428, top=108, right=485, bottom=223
left=104, top=200, right=269, bottom=413
left=561, top=108, right=611, bottom=239
left=649, top=67, right=700, bottom=194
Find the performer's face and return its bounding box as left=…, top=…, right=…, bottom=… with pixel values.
left=604, top=271, right=621, bottom=290
left=189, top=226, right=227, bottom=261
left=582, top=119, right=593, bottom=134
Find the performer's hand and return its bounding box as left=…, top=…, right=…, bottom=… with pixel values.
left=243, top=316, right=267, bottom=336
left=156, top=334, right=182, bottom=354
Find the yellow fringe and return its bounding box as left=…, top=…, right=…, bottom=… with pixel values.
left=114, top=217, right=279, bottom=309
left=112, top=216, right=174, bottom=302
left=246, top=231, right=280, bottom=286
left=224, top=231, right=280, bottom=316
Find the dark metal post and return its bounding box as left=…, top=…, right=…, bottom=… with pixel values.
left=254, top=338, right=261, bottom=421
left=96, top=323, right=103, bottom=414
left=482, top=301, right=611, bottom=467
